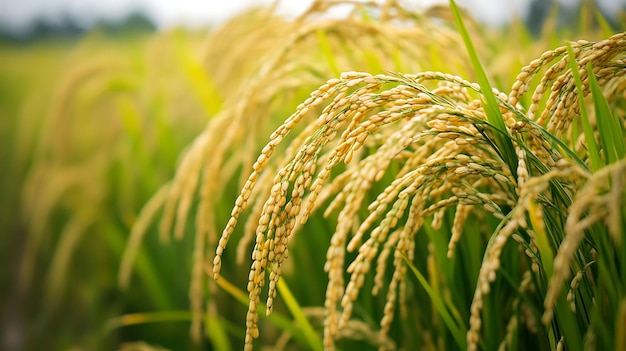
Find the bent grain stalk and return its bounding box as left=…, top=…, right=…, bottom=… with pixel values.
left=214, top=30, right=626, bottom=350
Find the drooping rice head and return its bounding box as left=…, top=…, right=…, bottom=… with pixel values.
left=214, top=30, right=626, bottom=350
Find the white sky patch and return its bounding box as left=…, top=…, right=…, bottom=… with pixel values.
left=0, top=0, right=624, bottom=32
left=460, top=0, right=528, bottom=25
left=146, top=0, right=273, bottom=27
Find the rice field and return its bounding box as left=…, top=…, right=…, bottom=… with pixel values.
left=1, top=1, right=626, bottom=350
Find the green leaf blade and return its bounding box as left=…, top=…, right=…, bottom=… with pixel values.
left=449, top=0, right=518, bottom=177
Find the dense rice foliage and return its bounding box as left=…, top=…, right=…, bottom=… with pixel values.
left=2, top=1, right=625, bottom=350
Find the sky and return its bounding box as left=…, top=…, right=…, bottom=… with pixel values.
left=0, top=0, right=623, bottom=33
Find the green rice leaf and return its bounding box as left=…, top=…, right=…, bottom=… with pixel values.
left=277, top=279, right=324, bottom=351
left=594, top=9, right=615, bottom=38
left=317, top=28, right=341, bottom=77
left=449, top=0, right=518, bottom=177
left=215, top=277, right=312, bottom=348
left=566, top=45, right=602, bottom=171
left=206, top=314, right=233, bottom=351
left=587, top=63, right=625, bottom=165
left=174, top=30, right=223, bottom=116
left=400, top=251, right=467, bottom=350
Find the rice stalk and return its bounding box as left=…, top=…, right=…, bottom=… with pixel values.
left=214, top=69, right=519, bottom=349
left=142, top=1, right=479, bottom=343
left=14, top=31, right=210, bottom=349
left=212, top=26, right=626, bottom=350
left=543, top=158, right=626, bottom=324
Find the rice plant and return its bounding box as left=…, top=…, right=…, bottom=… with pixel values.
left=5, top=30, right=211, bottom=350
left=3, top=0, right=625, bottom=350
left=125, top=1, right=482, bottom=346
left=203, top=1, right=626, bottom=350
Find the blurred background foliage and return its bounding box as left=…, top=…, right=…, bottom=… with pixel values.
left=0, top=0, right=624, bottom=350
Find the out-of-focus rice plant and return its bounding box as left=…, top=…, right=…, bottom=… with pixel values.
left=2, top=30, right=212, bottom=350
